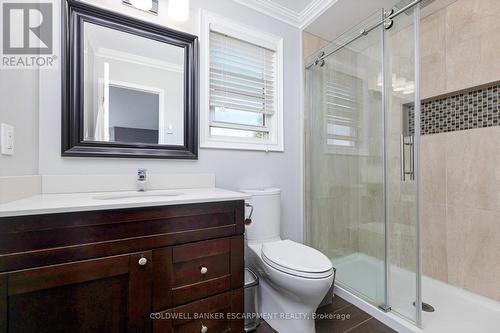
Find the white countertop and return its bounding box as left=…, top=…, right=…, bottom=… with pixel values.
left=0, top=188, right=251, bottom=218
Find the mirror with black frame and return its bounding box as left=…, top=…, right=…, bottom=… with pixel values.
left=62, top=0, right=198, bottom=159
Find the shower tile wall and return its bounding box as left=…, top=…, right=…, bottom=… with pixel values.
left=420, top=0, right=500, bottom=302
left=408, top=83, right=500, bottom=135
left=421, top=127, right=500, bottom=302
left=303, top=32, right=331, bottom=60
left=420, top=0, right=500, bottom=100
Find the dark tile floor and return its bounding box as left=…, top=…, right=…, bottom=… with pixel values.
left=255, top=295, right=397, bottom=333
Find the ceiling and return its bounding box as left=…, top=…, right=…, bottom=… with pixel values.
left=305, top=0, right=399, bottom=41
left=235, top=0, right=457, bottom=41
left=305, top=0, right=457, bottom=42
left=233, top=0, right=393, bottom=30
left=269, top=0, right=313, bottom=13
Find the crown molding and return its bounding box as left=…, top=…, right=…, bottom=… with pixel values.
left=234, top=0, right=338, bottom=29
left=234, top=0, right=301, bottom=26
left=298, top=0, right=338, bottom=29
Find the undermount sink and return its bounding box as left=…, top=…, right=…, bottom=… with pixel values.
left=93, top=191, right=184, bottom=200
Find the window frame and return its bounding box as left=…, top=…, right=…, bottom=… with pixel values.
left=200, top=10, right=284, bottom=152
left=323, top=69, right=370, bottom=156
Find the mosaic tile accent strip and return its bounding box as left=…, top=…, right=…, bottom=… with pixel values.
left=408, top=83, right=500, bottom=135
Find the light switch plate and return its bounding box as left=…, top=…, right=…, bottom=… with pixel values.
left=1, top=123, right=14, bottom=155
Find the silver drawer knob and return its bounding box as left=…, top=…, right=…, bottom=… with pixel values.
left=138, top=257, right=148, bottom=266
left=200, top=266, right=208, bottom=275
left=201, top=324, right=208, bottom=333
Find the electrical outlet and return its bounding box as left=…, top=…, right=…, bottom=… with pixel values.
left=1, top=123, right=14, bottom=155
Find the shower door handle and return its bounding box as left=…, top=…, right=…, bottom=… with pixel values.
left=409, top=135, right=415, bottom=181
left=401, top=134, right=415, bottom=181
left=400, top=134, right=406, bottom=181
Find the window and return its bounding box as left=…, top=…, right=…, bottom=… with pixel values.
left=324, top=71, right=363, bottom=154
left=200, top=11, right=284, bottom=151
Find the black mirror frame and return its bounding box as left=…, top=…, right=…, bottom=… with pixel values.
left=62, top=0, right=198, bottom=159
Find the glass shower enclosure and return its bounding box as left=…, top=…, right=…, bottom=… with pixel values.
left=305, top=1, right=422, bottom=325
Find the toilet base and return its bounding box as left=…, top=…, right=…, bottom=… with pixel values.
left=258, top=277, right=318, bottom=333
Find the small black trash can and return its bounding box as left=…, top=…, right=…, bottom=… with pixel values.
left=244, top=268, right=260, bottom=332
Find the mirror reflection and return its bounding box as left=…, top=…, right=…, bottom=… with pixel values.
left=83, top=22, right=185, bottom=145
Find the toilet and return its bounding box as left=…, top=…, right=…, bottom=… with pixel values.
left=242, top=188, right=334, bottom=333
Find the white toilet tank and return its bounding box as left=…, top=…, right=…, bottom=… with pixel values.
left=241, top=188, right=281, bottom=242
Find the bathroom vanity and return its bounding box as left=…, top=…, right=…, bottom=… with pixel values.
left=0, top=190, right=247, bottom=333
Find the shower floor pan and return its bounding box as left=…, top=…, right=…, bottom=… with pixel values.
left=333, top=252, right=500, bottom=333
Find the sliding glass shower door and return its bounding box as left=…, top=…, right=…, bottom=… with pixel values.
left=385, top=4, right=421, bottom=323
left=305, top=9, right=387, bottom=307
left=305, top=1, right=422, bottom=325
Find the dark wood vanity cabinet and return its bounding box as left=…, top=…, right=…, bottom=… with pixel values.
left=0, top=201, right=245, bottom=333
left=0, top=251, right=153, bottom=333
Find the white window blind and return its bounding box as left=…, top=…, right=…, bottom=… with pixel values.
left=209, top=31, right=276, bottom=139
left=325, top=72, right=361, bottom=150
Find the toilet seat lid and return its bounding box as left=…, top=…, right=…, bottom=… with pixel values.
left=262, top=240, right=333, bottom=278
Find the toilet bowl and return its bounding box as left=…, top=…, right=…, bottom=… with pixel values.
left=242, top=189, right=334, bottom=333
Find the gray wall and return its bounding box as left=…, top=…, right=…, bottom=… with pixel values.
left=35, top=0, right=304, bottom=242
left=0, top=70, right=39, bottom=176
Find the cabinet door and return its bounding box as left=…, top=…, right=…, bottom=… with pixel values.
left=152, top=288, right=244, bottom=333
left=0, top=251, right=152, bottom=333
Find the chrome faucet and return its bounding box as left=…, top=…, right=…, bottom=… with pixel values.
left=137, top=168, right=147, bottom=191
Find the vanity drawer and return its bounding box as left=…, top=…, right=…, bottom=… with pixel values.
left=153, top=236, right=244, bottom=310
left=152, top=288, right=244, bottom=333
left=173, top=245, right=230, bottom=287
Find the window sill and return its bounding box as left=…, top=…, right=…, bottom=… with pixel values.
left=201, top=140, right=284, bottom=152
left=325, top=148, right=370, bottom=156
